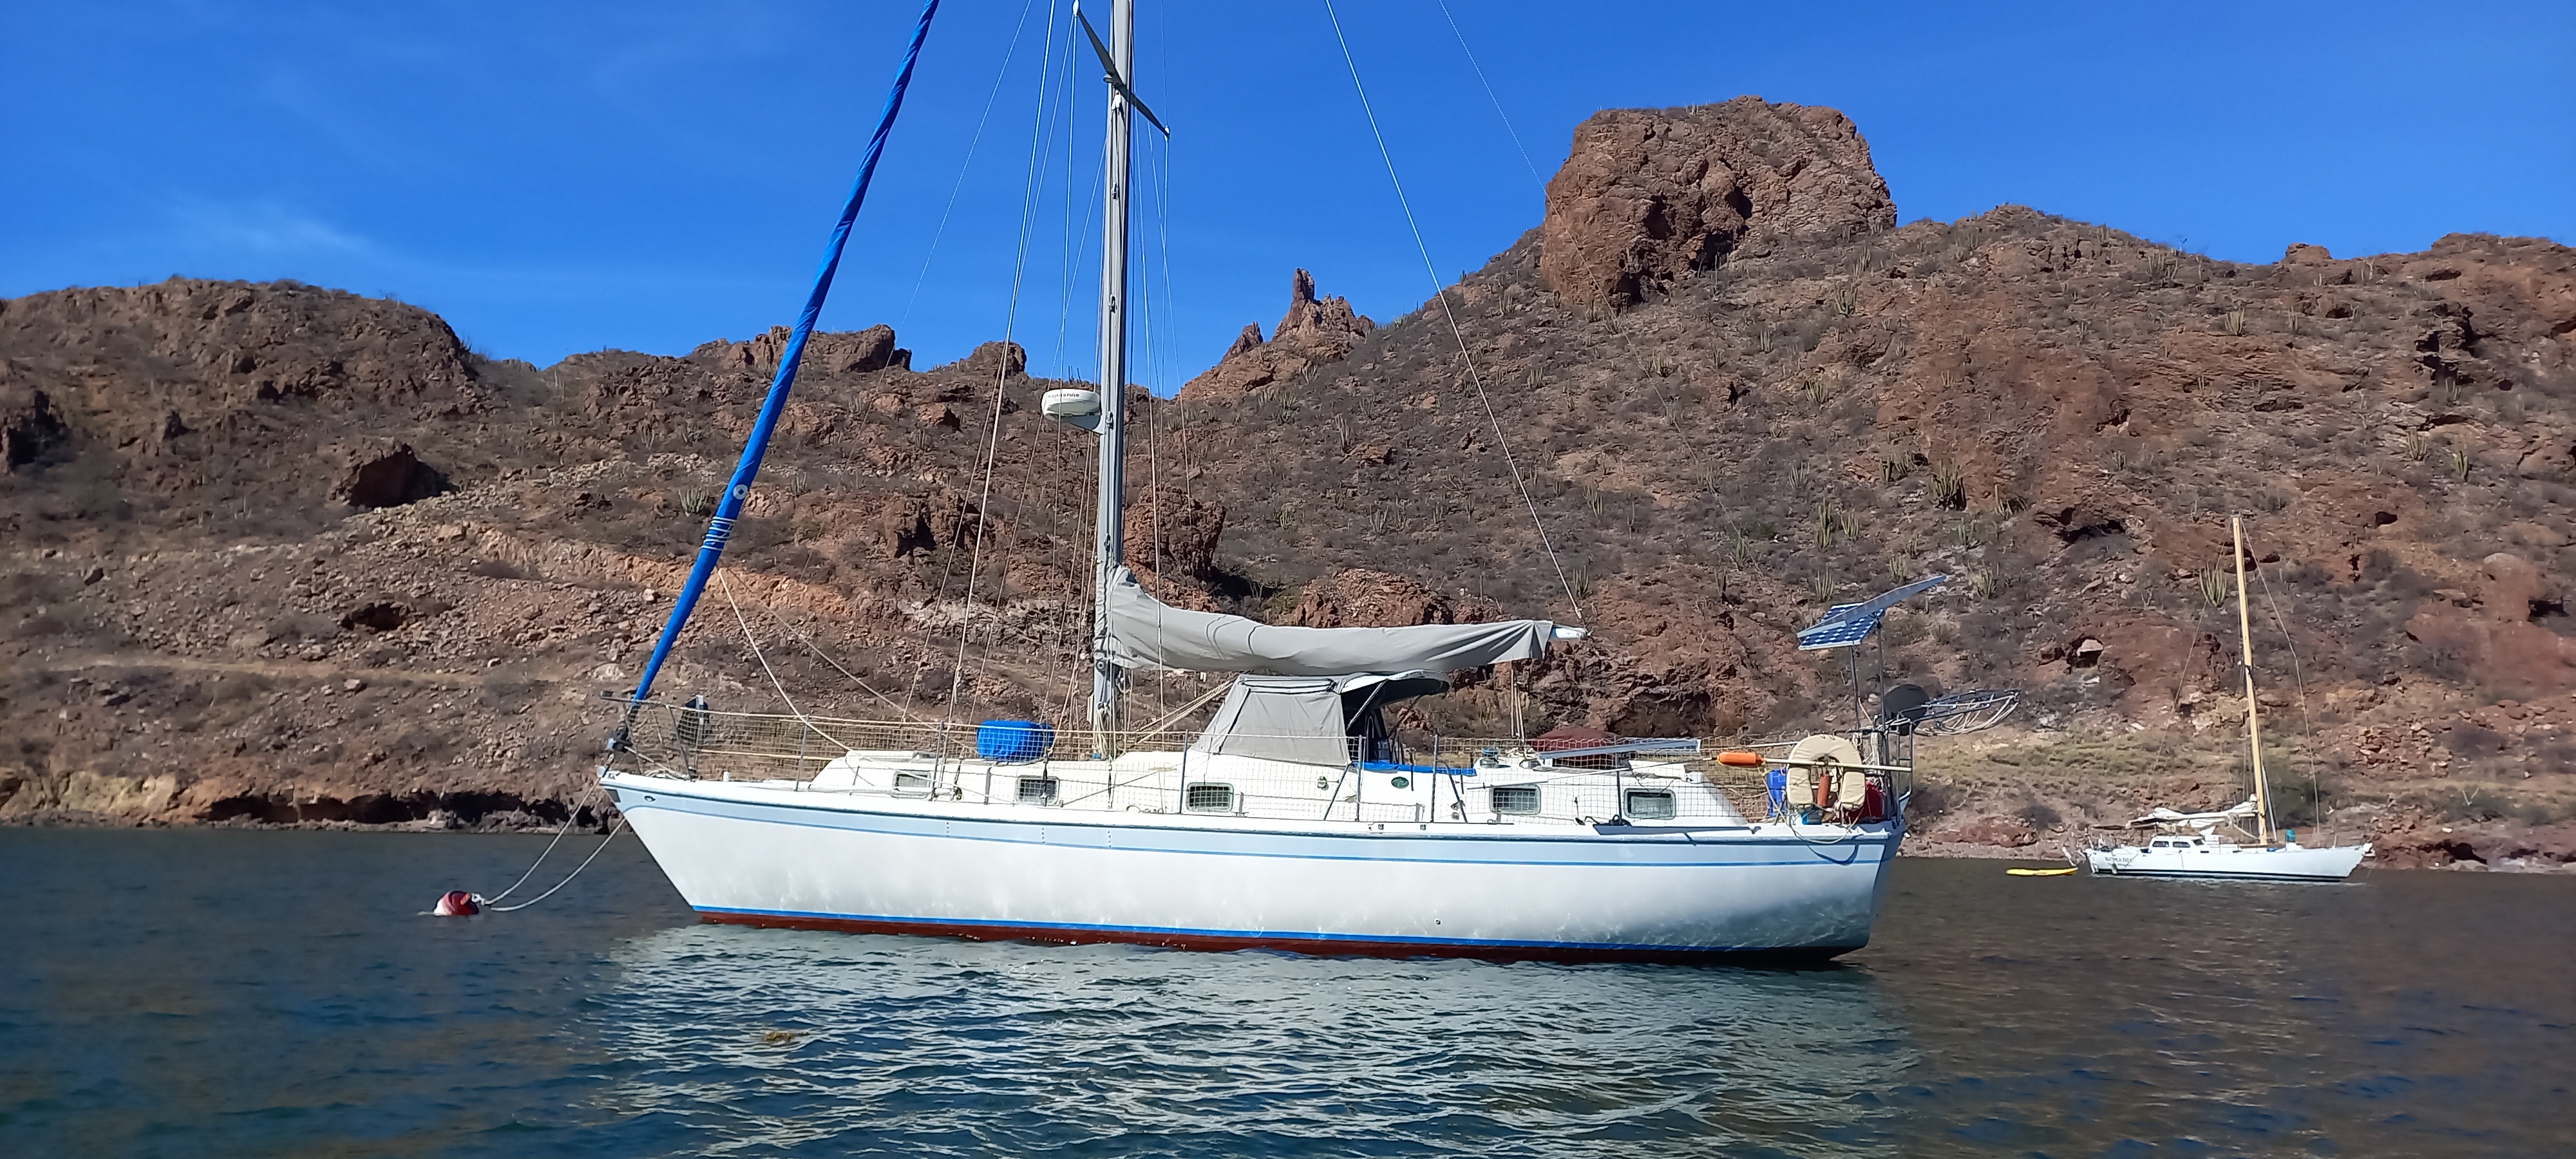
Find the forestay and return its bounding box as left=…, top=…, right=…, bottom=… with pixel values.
left=1101, top=567, right=1558, bottom=676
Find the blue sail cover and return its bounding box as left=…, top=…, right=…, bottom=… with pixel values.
left=1796, top=575, right=1947, bottom=650
left=621, top=1, right=943, bottom=721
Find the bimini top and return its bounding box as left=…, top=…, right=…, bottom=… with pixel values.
left=1190, top=672, right=1450, bottom=767
left=1101, top=567, right=1565, bottom=677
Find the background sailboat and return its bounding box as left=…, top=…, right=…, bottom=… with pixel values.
left=2085, top=516, right=2371, bottom=881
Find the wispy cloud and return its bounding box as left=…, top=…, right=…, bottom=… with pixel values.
left=166, top=196, right=374, bottom=256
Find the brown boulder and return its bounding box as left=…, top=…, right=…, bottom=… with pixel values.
left=733, top=325, right=905, bottom=375
left=332, top=441, right=450, bottom=508
left=876, top=489, right=983, bottom=559
left=1, top=379, right=69, bottom=472
left=1177, top=270, right=1374, bottom=402
left=1284, top=569, right=1472, bottom=628
left=1123, top=486, right=1226, bottom=581
left=1540, top=97, right=1895, bottom=312
left=1937, top=814, right=2041, bottom=848
left=949, top=340, right=1028, bottom=379
left=2479, top=552, right=2558, bottom=621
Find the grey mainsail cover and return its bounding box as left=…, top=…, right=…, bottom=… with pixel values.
left=1102, top=567, right=1557, bottom=676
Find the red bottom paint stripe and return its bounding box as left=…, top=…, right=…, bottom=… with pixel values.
left=697, top=910, right=1859, bottom=966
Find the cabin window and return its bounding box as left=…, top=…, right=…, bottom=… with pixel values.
left=1624, top=789, right=1678, bottom=820
left=1184, top=783, right=1235, bottom=813
left=1016, top=777, right=1058, bottom=805
left=2152, top=839, right=2170, bottom=848
left=894, top=772, right=933, bottom=796
left=1490, top=786, right=1540, bottom=815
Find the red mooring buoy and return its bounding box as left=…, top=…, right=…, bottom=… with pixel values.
left=434, top=890, right=483, bottom=916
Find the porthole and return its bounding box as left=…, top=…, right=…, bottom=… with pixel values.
left=1490, top=785, right=1540, bottom=815
left=1389, top=775, right=1411, bottom=790
left=894, top=772, right=933, bottom=796
left=1016, top=777, right=1058, bottom=804
left=1624, top=789, right=1677, bottom=820
left=1184, top=783, right=1235, bottom=813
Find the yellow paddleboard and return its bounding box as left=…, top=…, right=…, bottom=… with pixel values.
left=2005, top=867, right=2079, bottom=876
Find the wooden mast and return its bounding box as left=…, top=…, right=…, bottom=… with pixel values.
left=2232, top=515, right=2274, bottom=844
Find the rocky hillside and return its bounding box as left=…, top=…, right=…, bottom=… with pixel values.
left=6, top=97, right=2573, bottom=867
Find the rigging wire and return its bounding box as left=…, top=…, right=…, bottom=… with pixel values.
left=1432, top=0, right=1543, bottom=185
left=1134, top=677, right=1231, bottom=735
left=1135, top=129, right=1179, bottom=720
left=896, top=0, right=1045, bottom=334
left=2251, top=552, right=2327, bottom=833
left=940, top=0, right=1072, bottom=728
left=896, top=5, right=1082, bottom=722
left=719, top=569, right=862, bottom=753
left=1318, top=0, right=1582, bottom=621
left=787, top=628, right=925, bottom=721
left=1432, top=0, right=1685, bottom=496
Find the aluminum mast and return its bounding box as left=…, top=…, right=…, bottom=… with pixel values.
left=1088, top=0, right=1137, bottom=757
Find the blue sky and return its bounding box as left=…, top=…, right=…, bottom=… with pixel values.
left=5, top=1, right=2569, bottom=389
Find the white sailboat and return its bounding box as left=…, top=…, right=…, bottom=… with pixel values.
left=2085, top=516, right=2369, bottom=881
left=593, top=1, right=1920, bottom=961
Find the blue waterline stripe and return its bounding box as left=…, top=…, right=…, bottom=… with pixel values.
left=697, top=904, right=1810, bottom=954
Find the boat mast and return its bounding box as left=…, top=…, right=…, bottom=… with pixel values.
left=2231, top=515, right=2274, bottom=844
left=1089, top=0, right=1137, bottom=757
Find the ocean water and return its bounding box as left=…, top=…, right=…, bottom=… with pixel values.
left=3, top=830, right=2569, bottom=1158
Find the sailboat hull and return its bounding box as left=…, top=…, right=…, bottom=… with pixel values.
left=607, top=775, right=1901, bottom=963
left=2085, top=842, right=2369, bottom=881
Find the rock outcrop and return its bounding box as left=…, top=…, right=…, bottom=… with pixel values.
left=1283, top=569, right=1477, bottom=628
left=713, top=323, right=909, bottom=375
left=1177, top=270, right=1374, bottom=402
left=332, top=441, right=451, bottom=509
left=1, top=378, right=69, bottom=471
left=1541, top=97, right=1897, bottom=313
left=1124, top=485, right=1226, bottom=581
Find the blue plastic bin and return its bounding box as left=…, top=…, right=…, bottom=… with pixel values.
left=976, top=719, right=1055, bottom=762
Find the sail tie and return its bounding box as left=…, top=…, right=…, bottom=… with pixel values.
left=1317, top=0, right=1582, bottom=621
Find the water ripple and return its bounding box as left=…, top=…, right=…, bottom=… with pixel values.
left=5, top=832, right=2572, bottom=1158
left=581, top=925, right=1913, bottom=1156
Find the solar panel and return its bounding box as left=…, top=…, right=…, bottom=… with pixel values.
left=1796, top=575, right=1949, bottom=650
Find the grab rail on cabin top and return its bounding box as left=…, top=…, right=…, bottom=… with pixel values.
left=598, top=699, right=1900, bottom=827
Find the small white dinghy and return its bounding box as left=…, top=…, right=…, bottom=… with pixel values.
left=2086, top=516, right=2370, bottom=882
